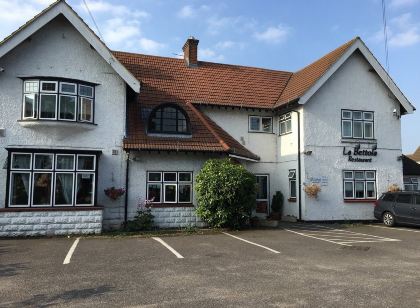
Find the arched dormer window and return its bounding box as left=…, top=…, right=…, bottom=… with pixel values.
left=148, top=104, right=190, bottom=135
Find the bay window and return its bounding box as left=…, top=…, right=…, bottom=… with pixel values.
left=147, top=171, right=192, bottom=204
left=22, top=79, right=95, bottom=123
left=342, top=110, right=374, bottom=139
left=343, top=170, right=376, bottom=200
left=7, top=150, right=99, bottom=207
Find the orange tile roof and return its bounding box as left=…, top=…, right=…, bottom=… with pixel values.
left=114, top=38, right=357, bottom=157
left=407, top=147, right=420, bottom=162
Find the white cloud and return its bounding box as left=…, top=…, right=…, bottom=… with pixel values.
left=199, top=48, right=225, bottom=62
left=139, top=38, right=165, bottom=53
left=215, top=40, right=245, bottom=50
left=102, top=18, right=141, bottom=45
left=389, top=0, right=419, bottom=8
left=254, top=25, right=290, bottom=44
left=80, top=0, right=149, bottom=18
left=177, top=5, right=194, bottom=18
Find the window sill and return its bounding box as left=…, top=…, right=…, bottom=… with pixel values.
left=0, top=206, right=103, bottom=212
left=344, top=199, right=376, bottom=203
left=149, top=203, right=194, bottom=208
left=288, top=198, right=297, bottom=202
left=341, top=138, right=377, bottom=144
left=18, top=120, right=97, bottom=130
left=248, top=131, right=275, bottom=134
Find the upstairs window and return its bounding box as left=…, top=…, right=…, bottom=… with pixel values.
left=22, top=79, right=95, bottom=123
left=148, top=104, right=190, bottom=135
left=341, top=110, right=374, bottom=139
left=279, top=113, right=292, bottom=135
left=249, top=116, right=273, bottom=133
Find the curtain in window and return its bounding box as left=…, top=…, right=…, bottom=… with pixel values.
left=56, top=173, right=73, bottom=204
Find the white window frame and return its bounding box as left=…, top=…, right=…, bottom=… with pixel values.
left=39, top=93, right=58, bottom=120
left=344, top=181, right=355, bottom=199
left=249, top=116, right=273, bottom=133
left=343, top=170, right=376, bottom=200
left=33, top=153, right=54, bottom=171
left=288, top=169, right=297, bottom=199
left=249, top=116, right=261, bottom=132
left=22, top=93, right=38, bottom=119
left=163, top=183, right=177, bottom=203
left=147, top=183, right=162, bottom=203
left=11, top=152, right=32, bottom=170
left=341, top=120, right=353, bottom=138
left=79, top=84, right=94, bottom=98
left=341, top=109, right=374, bottom=139
left=178, top=172, right=192, bottom=182
left=366, top=181, right=376, bottom=199
left=24, top=80, right=39, bottom=93
left=75, top=172, right=95, bottom=206
left=178, top=183, right=192, bottom=203
left=79, top=97, right=93, bottom=123
left=279, top=113, right=292, bottom=135
left=40, top=81, right=58, bottom=93
left=354, top=181, right=365, bottom=199
left=76, top=154, right=96, bottom=171
left=31, top=171, right=54, bottom=207
left=9, top=171, right=32, bottom=207
left=54, top=172, right=75, bottom=207
left=60, top=82, right=77, bottom=95
left=55, top=154, right=75, bottom=171
left=163, top=172, right=177, bottom=182
left=58, top=95, right=77, bottom=121
left=148, top=172, right=162, bottom=182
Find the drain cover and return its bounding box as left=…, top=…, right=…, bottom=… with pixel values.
left=340, top=246, right=370, bottom=251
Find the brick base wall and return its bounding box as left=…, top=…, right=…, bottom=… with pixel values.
left=0, top=209, right=103, bottom=237
left=151, top=207, right=205, bottom=228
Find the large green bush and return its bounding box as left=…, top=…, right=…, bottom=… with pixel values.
left=195, top=158, right=256, bottom=229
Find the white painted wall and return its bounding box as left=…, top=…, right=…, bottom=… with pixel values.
left=302, top=51, right=404, bottom=220
left=0, top=16, right=127, bottom=228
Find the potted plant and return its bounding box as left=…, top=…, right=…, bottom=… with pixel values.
left=104, top=187, right=126, bottom=200
left=270, top=191, right=284, bottom=220
left=304, top=183, right=321, bottom=199
left=388, top=184, right=401, bottom=192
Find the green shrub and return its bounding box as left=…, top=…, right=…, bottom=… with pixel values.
left=195, top=158, right=256, bottom=229
left=125, top=200, right=155, bottom=231
left=271, top=191, right=284, bottom=214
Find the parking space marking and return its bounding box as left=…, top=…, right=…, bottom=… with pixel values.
left=152, top=237, right=184, bottom=259
left=63, top=237, right=80, bottom=265
left=368, top=224, right=420, bottom=233
left=222, top=232, right=281, bottom=254
left=282, top=224, right=400, bottom=246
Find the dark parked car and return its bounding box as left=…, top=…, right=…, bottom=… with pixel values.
left=374, top=191, right=420, bottom=226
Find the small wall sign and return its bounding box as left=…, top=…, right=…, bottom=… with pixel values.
left=343, top=146, right=377, bottom=163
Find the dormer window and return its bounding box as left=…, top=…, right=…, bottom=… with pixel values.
left=148, top=104, right=190, bottom=135
left=22, top=79, right=95, bottom=123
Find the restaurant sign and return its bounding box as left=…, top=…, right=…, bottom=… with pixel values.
left=343, top=146, right=377, bottom=163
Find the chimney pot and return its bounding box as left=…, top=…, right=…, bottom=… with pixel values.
left=182, top=36, right=199, bottom=67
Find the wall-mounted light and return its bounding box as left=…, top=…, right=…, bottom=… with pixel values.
left=0, top=67, right=4, bottom=73
left=393, top=108, right=400, bottom=119
left=371, top=144, right=377, bottom=151
left=397, top=155, right=403, bottom=161
left=355, top=143, right=361, bottom=151
left=303, top=150, right=312, bottom=155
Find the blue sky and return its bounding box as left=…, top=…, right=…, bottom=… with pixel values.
left=1, top=0, right=419, bottom=153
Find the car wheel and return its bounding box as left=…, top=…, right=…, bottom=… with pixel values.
left=383, top=212, right=395, bottom=227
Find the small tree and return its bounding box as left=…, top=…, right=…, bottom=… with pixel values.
left=195, top=158, right=256, bottom=229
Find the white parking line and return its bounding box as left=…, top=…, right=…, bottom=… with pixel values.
left=63, top=237, right=80, bottom=265
left=222, top=232, right=281, bottom=253
left=152, top=237, right=184, bottom=259
left=282, top=228, right=351, bottom=246
left=368, top=224, right=420, bottom=233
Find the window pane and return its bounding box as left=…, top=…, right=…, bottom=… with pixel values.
left=56, top=155, right=74, bottom=170
left=353, top=111, right=362, bottom=120
left=262, top=118, right=272, bottom=132
left=256, top=176, right=268, bottom=200
left=288, top=170, right=296, bottom=179
left=40, top=94, right=57, bottom=119
left=355, top=182, right=365, bottom=198
left=41, top=81, right=57, bottom=92
left=365, top=171, right=375, bottom=180
left=364, top=122, right=373, bottom=139
left=32, top=173, right=52, bottom=206
left=342, top=110, right=352, bottom=119
left=178, top=172, right=192, bottom=182
left=59, top=96, right=76, bottom=120
left=150, top=118, right=161, bottom=132
left=290, top=180, right=297, bottom=198
left=355, top=171, right=365, bottom=180
left=24, top=81, right=39, bottom=93
left=396, top=194, right=411, bottom=204
left=366, top=182, right=376, bottom=198
left=415, top=196, right=420, bottom=205
left=148, top=172, right=162, bottom=182
left=250, top=117, right=260, bottom=131
left=79, top=85, right=93, bottom=97
left=34, top=154, right=53, bottom=170
left=177, top=119, right=188, bottom=133
left=76, top=173, right=94, bottom=205
left=79, top=97, right=93, bottom=122
left=363, top=112, right=373, bottom=120
left=162, top=118, right=176, bottom=132
left=164, top=172, right=177, bottom=182
left=164, top=184, right=177, bottom=202
left=60, top=83, right=77, bottom=94
left=23, top=94, right=37, bottom=118
left=353, top=121, right=363, bottom=138
left=286, top=119, right=292, bottom=133
left=280, top=121, right=286, bottom=135
left=55, top=173, right=74, bottom=205
left=342, top=121, right=352, bottom=137
left=77, top=155, right=95, bottom=171
left=178, top=184, right=192, bottom=203
left=10, top=173, right=30, bottom=206
left=343, top=171, right=353, bottom=179
left=12, top=153, right=31, bottom=169
left=147, top=184, right=161, bottom=202
left=344, top=182, right=354, bottom=198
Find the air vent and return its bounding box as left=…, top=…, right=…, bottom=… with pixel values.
left=0, top=128, right=5, bottom=137
left=112, top=149, right=119, bottom=155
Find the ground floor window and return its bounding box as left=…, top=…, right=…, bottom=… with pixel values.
left=7, top=150, right=99, bottom=207
left=343, top=170, right=376, bottom=200
left=404, top=177, right=419, bottom=191
left=147, top=171, right=192, bottom=204
left=288, top=169, right=297, bottom=199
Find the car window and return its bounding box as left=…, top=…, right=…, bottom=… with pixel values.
left=382, top=193, right=396, bottom=202
left=396, top=194, right=412, bottom=204
left=416, top=195, right=420, bottom=205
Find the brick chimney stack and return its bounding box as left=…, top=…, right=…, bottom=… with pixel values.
left=182, top=36, right=199, bottom=67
